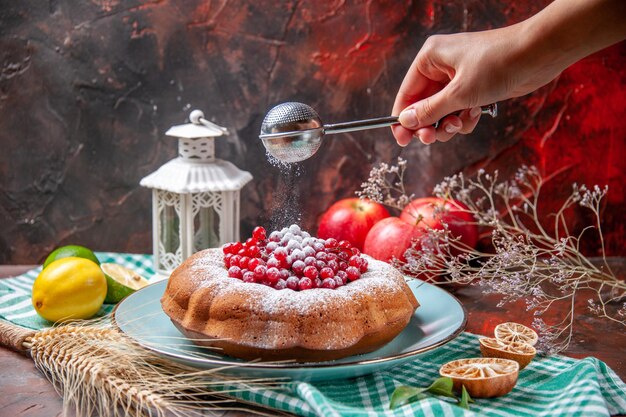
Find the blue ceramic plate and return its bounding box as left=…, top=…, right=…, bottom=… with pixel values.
left=114, top=279, right=466, bottom=382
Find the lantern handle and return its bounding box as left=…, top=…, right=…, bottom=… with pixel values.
left=189, top=110, right=229, bottom=135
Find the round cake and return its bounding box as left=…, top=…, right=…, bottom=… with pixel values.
left=161, top=247, right=419, bottom=362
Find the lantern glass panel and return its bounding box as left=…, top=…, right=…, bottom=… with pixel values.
left=194, top=206, right=220, bottom=251
left=192, top=192, right=222, bottom=251
left=156, top=190, right=183, bottom=272
left=159, top=204, right=180, bottom=253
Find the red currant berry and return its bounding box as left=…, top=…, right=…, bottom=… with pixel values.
left=359, top=259, right=368, bottom=273
left=275, top=279, right=287, bottom=290
left=303, top=265, right=319, bottom=280
left=230, top=255, right=242, bottom=268
left=222, top=243, right=234, bottom=254
left=247, top=258, right=258, bottom=270
left=304, top=256, right=317, bottom=266
left=336, top=270, right=348, bottom=284
left=303, top=246, right=316, bottom=257
left=273, top=247, right=288, bottom=260
left=314, top=277, right=323, bottom=288
left=327, top=259, right=339, bottom=273
left=252, top=226, right=266, bottom=241
left=228, top=266, right=242, bottom=279
left=286, top=276, right=299, bottom=290
left=325, top=252, right=338, bottom=261
left=324, top=238, right=338, bottom=249
left=339, top=261, right=349, bottom=271
left=315, top=252, right=328, bottom=261
left=322, top=278, right=336, bottom=289
left=247, top=245, right=260, bottom=258
left=346, top=266, right=361, bottom=281
left=320, top=267, right=334, bottom=279
left=250, top=265, right=267, bottom=281
left=266, top=267, right=281, bottom=283
left=351, top=247, right=361, bottom=255
left=279, top=269, right=290, bottom=280
left=290, top=249, right=305, bottom=261
left=242, top=271, right=255, bottom=283
left=239, top=256, right=250, bottom=270
left=292, top=260, right=306, bottom=276
left=334, top=276, right=344, bottom=287
left=269, top=231, right=282, bottom=242
left=266, top=257, right=280, bottom=269
left=298, top=277, right=313, bottom=291
left=245, top=237, right=257, bottom=247
left=224, top=253, right=233, bottom=268
left=280, top=256, right=292, bottom=269
left=254, top=265, right=267, bottom=280
left=339, top=240, right=351, bottom=249
left=349, top=255, right=361, bottom=267
left=232, top=242, right=242, bottom=254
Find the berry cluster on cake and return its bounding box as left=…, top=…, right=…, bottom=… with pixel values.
left=223, top=224, right=368, bottom=291
left=161, top=224, right=419, bottom=362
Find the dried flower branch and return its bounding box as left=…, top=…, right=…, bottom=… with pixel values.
left=359, top=162, right=626, bottom=354
left=356, top=157, right=414, bottom=210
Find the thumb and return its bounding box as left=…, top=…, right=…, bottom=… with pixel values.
left=398, top=84, right=461, bottom=129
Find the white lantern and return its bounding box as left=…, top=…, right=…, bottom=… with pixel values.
left=140, top=110, right=252, bottom=279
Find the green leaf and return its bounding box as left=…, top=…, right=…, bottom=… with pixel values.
left=389, top=386, right=426, bottom=409
left=458, top=385, right=472, bottom=410
left=426, top=377, right=456, bottom=399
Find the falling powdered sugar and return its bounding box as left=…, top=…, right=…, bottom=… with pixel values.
left=266, top=161, right=304, bottom=231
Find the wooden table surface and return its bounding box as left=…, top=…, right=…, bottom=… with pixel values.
left=1, top=263, right=624, bottom=417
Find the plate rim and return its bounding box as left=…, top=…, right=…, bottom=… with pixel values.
left=113, top=278, right=467, bottom=370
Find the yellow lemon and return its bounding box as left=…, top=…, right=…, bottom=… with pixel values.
left=32, top=257, right=107, bottom=322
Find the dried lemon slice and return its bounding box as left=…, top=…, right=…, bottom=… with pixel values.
left=479, top=337, right=536, bottom=369
left=494, top=322, right=538, bottom=346
left=439, top=358, right=519, bottom=398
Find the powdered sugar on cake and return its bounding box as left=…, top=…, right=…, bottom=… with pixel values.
left=183, top=248, right=407, bottom=350
left=161, top=226, right=419, bottom=359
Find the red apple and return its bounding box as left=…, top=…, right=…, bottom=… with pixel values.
left=363, top=217, right=425, bottom=263
left=399, top=197, right=478, bottom=250
left=317, top=198, right=390, bottom=250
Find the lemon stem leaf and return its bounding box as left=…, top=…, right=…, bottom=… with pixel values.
left=426, top=377, right=456, bottom=398
left=458, top=385, right=473, bottom=410
left=389, top=386, right=426, bottom=409
left=389, top=377, right=458, bottom=409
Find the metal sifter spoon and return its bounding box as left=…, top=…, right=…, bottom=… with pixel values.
left=259, top=102, right=498, bottom=163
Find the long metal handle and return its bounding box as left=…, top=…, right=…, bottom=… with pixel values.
left=324, top=103, right=498, bottom=135
left=325, top=116, right=399, bottom=135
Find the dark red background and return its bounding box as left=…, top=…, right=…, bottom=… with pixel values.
left=0, top=0, right=624, bottom=263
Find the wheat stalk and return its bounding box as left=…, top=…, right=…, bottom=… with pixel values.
left=1, top=319, right=288, bottom=417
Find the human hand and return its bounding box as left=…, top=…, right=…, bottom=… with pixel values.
left=391, top=25, right=559, bottom=146
left=390, top=0, right=626, bottom=146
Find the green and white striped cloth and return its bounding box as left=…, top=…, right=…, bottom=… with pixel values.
left=1, top=253, right=625, bottom=417
left=227, top=334, right=626, bottom=416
